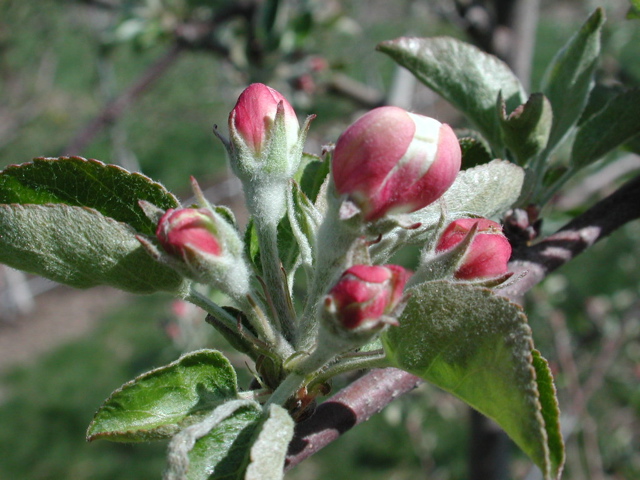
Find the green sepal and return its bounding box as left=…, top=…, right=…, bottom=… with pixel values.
left=0, top=157, right=179, bottom=236
left=498, top=92, right=553, bottom=165
left=0, top=204, right=186, bottom=293
left=539, top=8, right=605, bottom=154
left=87, top=349, right=239, bottom=442
left=377, top=36, right=527, bottom=152
left=382, top=281, right=564, bottom=479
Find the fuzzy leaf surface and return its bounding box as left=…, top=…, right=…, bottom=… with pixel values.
left=87, top=350, right=238, bottom=442
left=571, top=88, right=640, bottom=169
left=382, top=281, right=564, bottom=479
left=0, top=204, right=184, bottom=293
left=540, top=8, right=605, bottom=154
left=377, top=37, right=527, bottom=151
left=0, top=157, right=179, bottom=235
left=174, top=403, right=294, bottom=480
left=410, top=160, right=525, bottom=227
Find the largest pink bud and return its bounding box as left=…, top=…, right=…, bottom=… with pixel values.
left=332, top=106, right=461, bottom=221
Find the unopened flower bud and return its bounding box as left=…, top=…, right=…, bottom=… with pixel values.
left=436, top=218, right=512, bottom=280
left=324, top=264, right=411, bottom=331
left=332, top=106, right=461, bottom=222
left=157, top=208, right=222, bottom=260
left=156, top=208, right=250, bottom=294
left=228, top=83, right=300, bottom=170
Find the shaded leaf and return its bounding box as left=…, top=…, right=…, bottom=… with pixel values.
left=571, top=88, right=640, bottom=169
left=167, top=400, right=262, bottom=480
left=498, top=93, right=553, bottom=165
left=299, top=153, right=330, bottom=202
left=540, top=8, right=605, bottom=154
left=458, top=134, right=493, bottom=170
left=87, top=350, right=238, bottom=442
left=382, top=281, right=564, bottom=479
left=377, top=37, right=526, bottom=151
left=0, top=157, right=179, bottom=235
left=0, top=204, right=185, bottom=293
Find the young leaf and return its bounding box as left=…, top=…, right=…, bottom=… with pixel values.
left=409, top=160, right=525, bottom=229
left=0, top=157, right=180, bottom=235
left=498, top=93, right=553, bottom=165
left=0, top=204, right=185, bottom=293
left=245, top=404, right=295, bottom=480
left=299, top=153, right=330, bottom=203
left=540, top=8, right=605, bottom=154
left=87, top=350, right=239, bottom=442
left=167, top=402, right=293, bottom=480
left=458, top=134, right=493, bottom=170
left=571, top=88, right=640, bottom=170
left=166, top=400, right=262, bottom=480
left=377, top=37, right=527, bottom=152
left=382, top=281, right=564, bottom=479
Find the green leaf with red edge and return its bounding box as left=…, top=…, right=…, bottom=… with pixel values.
left=87, top=350, right=239, bottom=442
left=382, top=281, right=564, bottom=479
left=0, top=204, right=185, bottom=293
left=0, top=156, right=179, bottom=235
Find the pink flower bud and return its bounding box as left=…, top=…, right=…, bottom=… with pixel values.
left=229, top=83, right=299, bottom=155
left=436, top=218, right=512, bottom=280
left=332, top=106, right=461, bottom=221
left=325, top=264, right=411, bottom=330
left=156, top=208, right=222, bottom=260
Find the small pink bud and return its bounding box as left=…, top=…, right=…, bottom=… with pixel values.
left=325, top=264, right=411, bottom=330
left=332, top=106, right=461, bottom=221
left=156, top=208, right=222, bottom=260
left=436, top=218, right=512, bottom=280
left=229, top=83, right=299, bottom=155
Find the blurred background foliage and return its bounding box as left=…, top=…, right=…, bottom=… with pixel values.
left=0, top=0, right=638, bottom=479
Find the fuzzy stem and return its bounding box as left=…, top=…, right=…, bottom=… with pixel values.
left=297, top=205, right=359, bottom=350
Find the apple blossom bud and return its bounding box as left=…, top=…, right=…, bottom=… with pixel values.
left=332, top=106, right=461, bottom=222
left=156, top=208, right=222, bottom=261
left=324, top=264, right=411, bottom=331
left=229, top=83, right=299, bottom=159
left=436, top=218, right=512, bottom=280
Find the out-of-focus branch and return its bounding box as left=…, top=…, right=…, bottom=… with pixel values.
left=285, top=173, right=640, bottom=469
left=62, top=45, right=183, bottom=156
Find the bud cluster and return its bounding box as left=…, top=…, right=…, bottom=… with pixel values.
left=145, top=83, right=517, bottom=410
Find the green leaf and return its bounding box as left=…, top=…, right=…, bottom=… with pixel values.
left=167, top=401, right=263, bottom=480
left=458, top=134, right=493, bottom=170
left=87, top=350, right=239, bottom=442
left=382, top=281, right=564, bottom=479
left=409, top=160, right=525, bottom=228
left=298, top=153, right=330, bottom=203
left=498, top=93, right=553, bottom=165
left=627, top=0, right=640, bottom=19
left=377, top=37, right=527, bottom=152
left=0, top=157, right=179, bottom=235
left=540, top=8, right=605, bottom=154
left=245, top=404, right=295, bottom=480
left=571, top=88, right=640, bottom=169
left=167, top=401, right=293, bottom=480
left=0, top=204, right=185, bottom=293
